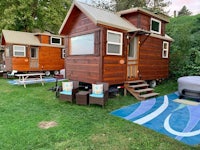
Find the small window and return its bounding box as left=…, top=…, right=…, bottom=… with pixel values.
left=30, top=47, right=38, bottom=58
left=150, top=18, right=161, bottom=34
left=51, top=37, right=62, bottom=45
left=13, top=45, right=26, bottom=57
left=107, top=30, right=123, bottom=55
left=70, top=33, right=94, bottom=55
left=162, top=41, right=169, bottom=58
left=62, top=49, right=65, bottom=58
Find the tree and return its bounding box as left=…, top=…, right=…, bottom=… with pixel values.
left=91, top=0, right=171, bottom=15
left=0, top=0, right=71, bottom=33
left=91, top=0, right=115, bottom=11
left=178, top=5, right=192, bottom=16
left=115, top=0, right=147, bottom=11
left=146, top=0, right=171, bottom=14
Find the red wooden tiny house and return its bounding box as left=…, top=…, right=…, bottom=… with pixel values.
left=1, top=30, right=65, bottom=75
left=59, top=2, right=173, bottom=87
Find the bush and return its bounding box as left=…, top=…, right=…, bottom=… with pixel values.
left=167, top=14, right=200, bottom=78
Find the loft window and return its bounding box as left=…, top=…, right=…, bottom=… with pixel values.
left=13, top=45, right=26, bottom=57
left=150, top=18, right=161, bottom=34
left=51, top=37, right=62, bottom=45
left=162, top=41, right=169, bottom=58
left=70, top=33, right=94, bottom=55
left=107, top=30, right=123, bottom=55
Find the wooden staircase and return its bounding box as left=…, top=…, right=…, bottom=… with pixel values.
left=124, top=80, right=159, bottom=100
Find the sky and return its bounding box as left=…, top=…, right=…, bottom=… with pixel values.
left=78, top=0, right=200, bottom=16
left=166, top=0, right=200, bottom=16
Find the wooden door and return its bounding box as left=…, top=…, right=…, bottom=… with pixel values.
left=30, top=47, right=39, bottom=69
left=127, top=37, right=139, bottom=80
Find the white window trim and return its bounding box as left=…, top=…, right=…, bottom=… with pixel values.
left=150, top=18, right=161, bottom=34
left=162, top=41, right=169, bottom=58
left=51, top=37, right=62, bottom=45
left=107, top=30, right=123, bottom=56
left=13, top=45, right=26, bottom=57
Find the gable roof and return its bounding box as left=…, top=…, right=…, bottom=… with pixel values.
left=2, top=30, right=40, bottom=45
left=1, top=30, right=64, bottom=48
left=59, top=1, right=139, bottom=34
left=118, top=7, right=170, bottom=23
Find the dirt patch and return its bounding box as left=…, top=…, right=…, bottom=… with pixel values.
left=38, top=121, right=58, bottom=129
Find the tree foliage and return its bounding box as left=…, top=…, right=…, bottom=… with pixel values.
left=0, top=0, right=71, bottom=34
left=91, top=0, right=116, bottom=11
left=146, top=0, right=171, bottom=14
left=166, top=15, right=200, bottom=78
left=91, top=0, right=171, bottom=14
left=115, top=0, right=147, bottom=11
left=178, top=5, right=192, bottom=16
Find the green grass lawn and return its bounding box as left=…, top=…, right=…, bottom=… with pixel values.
left=0, top=78, right=199, bottom=150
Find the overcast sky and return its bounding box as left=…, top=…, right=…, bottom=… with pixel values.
left=166, top=0, right=200, bottom=16
left=78, top=0, right=200, bottom=16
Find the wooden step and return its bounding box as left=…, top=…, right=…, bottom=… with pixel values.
left=125, top=80, right=145, bottom=84
left=134, top=88, right=154, bottom=93
left=129, top=83, right=149, bottom=89
left=139, top=93, right=159, bottom=99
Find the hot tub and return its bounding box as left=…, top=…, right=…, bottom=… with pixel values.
left=178, top=76, right=200, bottom=99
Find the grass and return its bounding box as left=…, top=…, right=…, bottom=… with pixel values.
left=0, top=78, right=199, bottom=150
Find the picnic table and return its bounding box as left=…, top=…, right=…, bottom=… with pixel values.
left=15, top=73, right=45, bottom=88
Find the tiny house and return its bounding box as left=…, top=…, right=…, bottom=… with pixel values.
left=59, top=2, right=173, bottom=86
left=1, top=30, right=65, bottom=75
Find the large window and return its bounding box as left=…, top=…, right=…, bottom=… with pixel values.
left=13, top=45, right=26, bottom=57
left=70, top=33, right=94, bottom=55
left=107, top=30, right=123, bottom=55
left=162, top=41, right=169, bottom=58
left=150, top=18, right=161, bottom=34
left=51, top=37, right=62, bottom=45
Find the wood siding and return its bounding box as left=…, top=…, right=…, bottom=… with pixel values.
left=138, top=35, right=169, bottom=80
left=5, top=46, right=64, bottom=72
left=102, top=28, right=127, bottom=85
left=38, top=46, right=64, bottom=71
left=39, top=35, right=49, bottom=44
left=64, top=7, right=102, bottom=83
left=103, top=56, right=126, bottom=85
left=122, top=12, right=166, bottom=36
left=64, top=7, right=98, bottom=36
left=66, top=56, right=101, bottom=83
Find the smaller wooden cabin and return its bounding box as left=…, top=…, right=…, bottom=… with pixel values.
left=59, top=2, right=173, bottom=86
left=1, top=30, right=65, bottom=75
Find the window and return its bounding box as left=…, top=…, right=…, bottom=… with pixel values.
left=162, top=41, right=169, bottom=58
left=150, top=18, right=161, bottom=34
left=30, top=47, right=38, bottom=58
left=128, top=37, right=138, bottom=59
left=107, top=30, right=123, bottom=55
left=13, top=45, right=26, bottom=57
left=70, top=33, right=94, bottom=55
left=62, top=49, right=65, bottom=58
left=51, top=37, right=62, bottom=45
